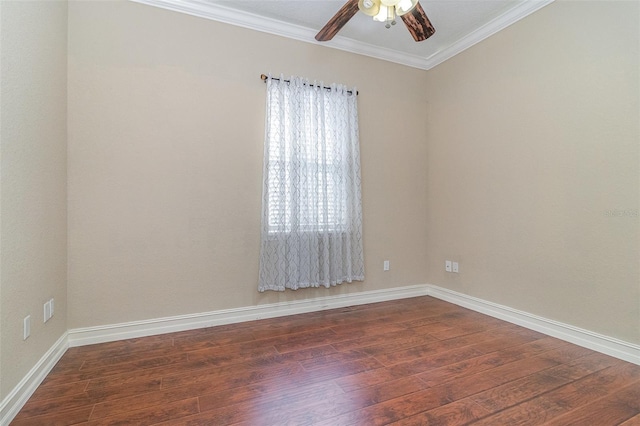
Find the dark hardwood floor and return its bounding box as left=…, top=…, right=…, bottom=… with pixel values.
left=11, top=296, right=640, bottom=425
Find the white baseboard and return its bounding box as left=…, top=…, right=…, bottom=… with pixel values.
left=67, top=284, right=430, bottom=347
left=425, top=284, right=640, bottom=366
left=66, top=283, right=640, bottom=364
left=0, top=332, right=68, bottom=425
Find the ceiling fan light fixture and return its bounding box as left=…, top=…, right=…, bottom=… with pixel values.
left=358, top=0, right=380, bottom=17
left=395, top=0, right=418, bottom=16
left=372, top=4, right=388, bottom=22
left=387, top=5, right=396, bottom=27
left=379, top=0, right=400, bottom=6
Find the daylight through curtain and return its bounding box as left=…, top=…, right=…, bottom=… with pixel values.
left=258, top=74, right=364, bottom=292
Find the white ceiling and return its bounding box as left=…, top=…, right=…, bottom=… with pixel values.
left=132, top=0, right=554, bottom=70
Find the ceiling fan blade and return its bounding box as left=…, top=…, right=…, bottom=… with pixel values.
left=315, top=0, right=360, bottom=42
left=401, top=2, right=435, bottom=42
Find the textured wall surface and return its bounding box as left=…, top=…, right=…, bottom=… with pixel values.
left=67, top=1, right=429, bottom=328
left=0, top=1, right=68, bottom=398
left=424, top=1, right=639, bottom=343
left=2, top=0, right=637, bottom=406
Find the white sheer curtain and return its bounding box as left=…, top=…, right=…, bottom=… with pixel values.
left=258, top=75, right=364, bottom=292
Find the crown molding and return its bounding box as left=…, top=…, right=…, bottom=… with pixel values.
left=423, top=0, right=554, bottom=69
left=130, top=0, right=429, bottom=69
left=130, top=0, right=553, bottom=70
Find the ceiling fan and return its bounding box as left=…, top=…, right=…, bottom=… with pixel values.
left=315, top=0, right=435, bottom=42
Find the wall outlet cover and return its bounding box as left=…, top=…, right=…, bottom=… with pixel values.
left=24, top=315, right=31, bottom=340
left=44, top=301, right=51, bottom=322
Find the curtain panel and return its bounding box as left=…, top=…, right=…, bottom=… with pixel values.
left=258, top=75, right=364, bottom=292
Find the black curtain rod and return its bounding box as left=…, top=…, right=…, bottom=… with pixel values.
left=260, top=74, right=358, bottom=96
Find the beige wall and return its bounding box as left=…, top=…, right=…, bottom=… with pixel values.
left=425, top=1, right=639, bottom=344
left=0, top=0, right=637, bottom=406
left=67, top=1, right=429, bottom=328
left=0, top=1, right=68, bottom=398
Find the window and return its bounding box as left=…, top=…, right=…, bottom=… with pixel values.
left=265, top=95, right=347, bottom=233
left=258, top=75, right=364, bottom=292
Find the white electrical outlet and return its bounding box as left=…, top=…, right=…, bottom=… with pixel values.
left=24, top=315, right=31, bottom=340
left=383, top=260, right=390, bottom=271
left=44, top=301, right=51, bottom=322
left=445, top=260, right=452, bottom=272
left=50, top=298, right=54, bottom=318
left=453, top=262, right=459, bottom=273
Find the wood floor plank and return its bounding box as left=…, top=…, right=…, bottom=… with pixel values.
left=469, top=396, right=565, bottom=425
left=333, top=325, right=433, bottom=351
left=89, top=381, right=211, bottom=419
left=233, top=375, right=429, bottom=426
left=160, top=357, right=305, bottom=389
left=537, top=350, right=622, bottom=381
left=89, top=361, right=338, bottom=420
left=466, top=332, right=546, bottom=354
left=372, top=331, right=488, bottom=366
left=344, top=376, right=429, bottom=406
left=333, top=365, right=412, bottom=393
left=470, top=362, right=640, bottom=425
left=27, top=379, right=89, bottom=402
left=184, top=344, right=280, bottom=366
left=278, top=344, right=342, bottom=364
left=14, top=376, right=163, bottom=420
left=386, top=345, right=486, bottom=376
left=543, top=382, right=640, bottom=426
left=10, top=296, right=640, bottom=426
left=388, top=398, right=490, bottom=426
left=71, top=337, right=175, bottom=361
left=470, top=369, right=575, bottom=412
left=469, top=350, right=621, bottom=414
left=87, top=397, right=199, bottom=425
left=81, top=353, right=190, bottom=378
left=10, top=406, right=94, bottom=426
left=417, top=336, right=571, bottom=388
left=312, top=384, right=454, bottom=425
left=298, top=349, right=371, bottom=370
left=78, top=347, right=187, bottom=370
left=197, top=378, right=345, bottom=413
left=329, top=321, right=409, bottom=340
left=271, top=328, right=339, bottom=353
left=620, top=413, right=640, bottom=425
left=162, top=362, right=397, bottom=425
left=423, top=323, right=494, bottom=340
left=431, top=353, right=561, bottom=401
left=13, top=393, right=95, bottom=420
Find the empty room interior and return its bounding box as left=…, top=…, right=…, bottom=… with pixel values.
left=1, top=0, right=639, bottom=424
